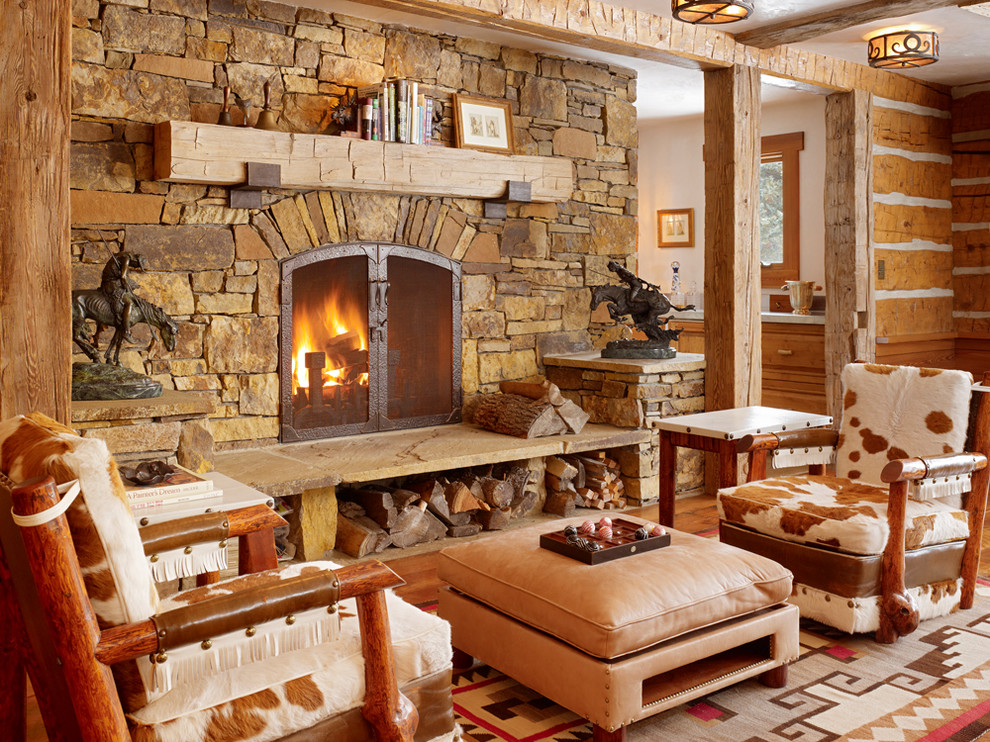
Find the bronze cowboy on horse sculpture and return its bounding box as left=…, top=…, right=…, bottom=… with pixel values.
left=591, top=261, right=694, bottom=359
left=72, top=250, right=178, bottom=366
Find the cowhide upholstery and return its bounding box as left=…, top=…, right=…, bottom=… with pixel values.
left=0, top=413, right=159, bottom=627
left=717, top=363, right=976, bottom=635
left=1, top=413, right=458, bottom=742
left=834, top=364, right=972, bottom=486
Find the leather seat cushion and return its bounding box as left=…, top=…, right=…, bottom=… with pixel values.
left=718, top=474, right=970, bottom=555
left=437, top=515, right=792, bottom=660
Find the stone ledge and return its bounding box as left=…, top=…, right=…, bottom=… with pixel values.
left=544, top=351, right=706, bottom=374
left=71, top=389, right=216, bottom=422
left=213, top=422, right=650, bottom=498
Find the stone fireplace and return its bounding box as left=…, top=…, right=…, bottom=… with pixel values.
left=65, top=0, right=707, bottom=551
left=280, top=242, right=461, bottom=441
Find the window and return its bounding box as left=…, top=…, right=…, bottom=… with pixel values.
left=759, top=132, right=803, bottom=287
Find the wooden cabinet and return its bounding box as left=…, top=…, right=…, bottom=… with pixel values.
left=761, top=323, right=827, bottom=414
left=670, top=317, right=827, bottom=414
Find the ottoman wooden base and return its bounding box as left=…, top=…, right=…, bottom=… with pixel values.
left=440, top=587, right=798, bottom=740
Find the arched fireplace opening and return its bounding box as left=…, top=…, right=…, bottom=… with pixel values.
left=280, top=242, right=462, bottom=442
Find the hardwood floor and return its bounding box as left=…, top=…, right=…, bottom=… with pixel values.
left=21, top=493, right=990, bottom=739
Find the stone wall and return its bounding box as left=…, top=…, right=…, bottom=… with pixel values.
left=69, top=0, right=639, bottom=449
left=545, top=354, right=705, bottom=502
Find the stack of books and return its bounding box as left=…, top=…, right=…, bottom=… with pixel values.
left=357, top=79, right=435, bottom=145
left=124, top=464, right=222, bottom=511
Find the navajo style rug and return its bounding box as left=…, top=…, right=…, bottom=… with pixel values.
left=449, top=587, right=990, bottom=742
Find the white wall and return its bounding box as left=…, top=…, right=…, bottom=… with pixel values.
left=636, top=94, right=828, bottom=303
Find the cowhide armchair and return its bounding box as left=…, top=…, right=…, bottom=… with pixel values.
left=717, top=363, right=990, bottom=644
left=0, top=413, right=457, bottom=742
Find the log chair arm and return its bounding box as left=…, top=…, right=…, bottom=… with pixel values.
left=97, top=559, right=417, bottom=741
left=138, top=505, right=286, bottom=552
left=138, top=504, right=287, bottom=581
left=737, top=428, right=839, bottom=482
left=876, top=451, right=989, bottom=644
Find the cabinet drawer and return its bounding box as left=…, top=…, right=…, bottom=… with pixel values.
left=762, top=324, right=824, bottom=370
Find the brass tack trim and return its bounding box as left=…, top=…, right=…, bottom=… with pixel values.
left=150, top=554, right=159, bottom=563
left=328, top=604, right=338, bottom=614
left=139, top=517, right=149, bottom=526
left=201, top=640, right=212, bottom=650
left=184, top=546, right=193, bottom=555
left=219, top=539, right=228, bottom=548
left=286, top=615, right=297, bottom=625
left=246, top=626, right=257, bottom=637
left=154, top=651, right=168, bottom=664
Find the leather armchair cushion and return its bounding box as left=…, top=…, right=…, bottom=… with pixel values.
left=437, top=515, right=791, bottom=660
left=718, top=474, right=970, bottom=555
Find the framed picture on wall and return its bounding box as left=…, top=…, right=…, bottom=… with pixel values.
left=657, top=208, right=694, bottom=248
left=452, top=94, right=514, bottom=154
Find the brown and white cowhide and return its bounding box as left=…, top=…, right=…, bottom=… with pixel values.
left=718, top=474, right=970, bottom=555
left=836, top=364, right=973, bottom=486
left=127, top=579, right=454, bottom=742
left=0, top=413, right=159, bottom=626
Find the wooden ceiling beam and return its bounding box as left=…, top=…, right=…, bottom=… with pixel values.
left=344, top=0, right=950, bottom=108
left=735, top=0, right=984, bottom=49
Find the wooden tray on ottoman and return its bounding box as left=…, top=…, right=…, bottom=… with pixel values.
left=540, top=517, right=671, bottom=565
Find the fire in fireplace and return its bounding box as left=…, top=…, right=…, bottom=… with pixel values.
left=280, top=243, right=462, bottom=441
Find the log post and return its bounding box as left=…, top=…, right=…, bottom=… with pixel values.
left=12, top=478, right=129, bottom=740
left=961, top=375, right=990, bottom=609
left=0, top=0, right=72, bottom=422
left=357, top=584, right=418, bottom=742
left=703, top=65, right=761, bottom=489
left=824, top=89, right=874, bottom=419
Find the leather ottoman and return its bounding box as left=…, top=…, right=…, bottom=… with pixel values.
left=437, top=514, right=799, bottom=742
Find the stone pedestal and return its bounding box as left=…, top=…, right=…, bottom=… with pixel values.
left=544, top=352, right=706, bottom=504
left=71, top=390, right=217, bottom=472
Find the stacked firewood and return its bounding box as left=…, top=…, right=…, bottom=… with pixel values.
left=472, top=380, right=590, bottom=438
left=335, top=463, right=536, bottom=558
left=544, top=452, right=626, bottom=517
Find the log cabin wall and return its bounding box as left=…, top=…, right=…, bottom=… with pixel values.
left=951, top=82, right=990, bottom=374
left=67, top=0, right=637, bottom=452
left=872, top=91, right=955, bottom=367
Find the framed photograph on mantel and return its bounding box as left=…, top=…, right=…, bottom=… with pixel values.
left=452, top=94, right=514, bottom=155
left=657, top=208, right=695, bottom=248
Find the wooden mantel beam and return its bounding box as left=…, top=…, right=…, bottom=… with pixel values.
left=346, top=0, right=949, bottom=105
left=736, top=0, right=987, bottom=49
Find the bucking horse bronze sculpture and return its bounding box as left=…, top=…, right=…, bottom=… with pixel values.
left=591, top=260, right=695, bottom=359
left=72, top=251, right=178, bottom=366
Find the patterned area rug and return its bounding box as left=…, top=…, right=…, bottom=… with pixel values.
left=449, top=586, right=990, bottom=742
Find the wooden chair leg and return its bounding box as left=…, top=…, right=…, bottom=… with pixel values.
left=592, top=724, right=626, bottom=742
left=452, top=647, right=474, bottom=670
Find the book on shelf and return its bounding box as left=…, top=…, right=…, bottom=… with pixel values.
left=356, top=78, right=437, bottom=145
left=128, top=487, right=224, bottom=511
left=122, top=463, right=216, bottom=501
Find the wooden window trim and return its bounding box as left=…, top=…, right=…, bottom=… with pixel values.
left=760, top=131, right=803, bottom=288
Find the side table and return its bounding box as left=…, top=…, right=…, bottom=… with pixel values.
left=656, top=406, right=832, bottom=527
left=133, top=471, right=283, bottom=579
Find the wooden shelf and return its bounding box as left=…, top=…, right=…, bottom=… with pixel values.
left=154, top=120, right=574, bottom=202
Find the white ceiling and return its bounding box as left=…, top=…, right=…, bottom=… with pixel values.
left=313, top=0, right=990, bottom=121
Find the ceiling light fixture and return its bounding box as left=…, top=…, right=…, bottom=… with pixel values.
left=867, top=29, right=939, bottom=68
left=671, top=0, right=754, bottom=24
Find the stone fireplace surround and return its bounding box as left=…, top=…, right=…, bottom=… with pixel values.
left=67, top=0, right=708, bottom=557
